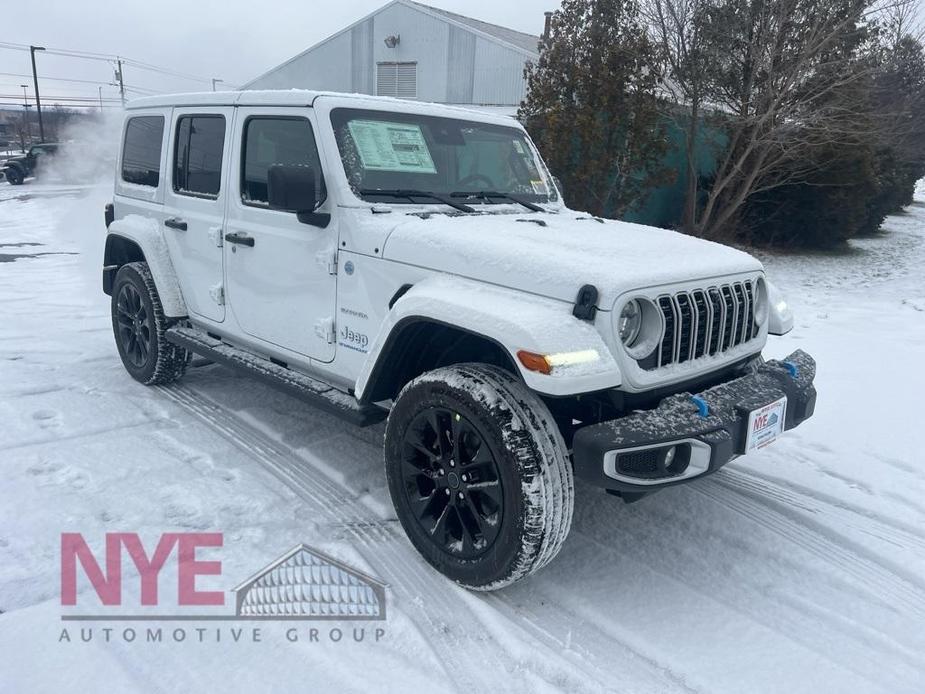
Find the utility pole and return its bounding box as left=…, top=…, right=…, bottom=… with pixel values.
left=211, top=78, right=224, bottom=91
left=99, top=86, right=104, bottom=112
left=115, top=59, right=125, bottom=106
left=20, top=85, right=29, bottom=148
left=30, top=45, right=46, bottom=142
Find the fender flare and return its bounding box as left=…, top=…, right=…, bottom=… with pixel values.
left=105, top=215, right=188, bottom=318
left=355, top=275, right=622, bottom=400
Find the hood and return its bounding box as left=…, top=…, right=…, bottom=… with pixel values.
left=381, top=212, right=763, bottom=308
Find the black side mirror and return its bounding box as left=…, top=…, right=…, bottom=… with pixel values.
left=267, top=164, right=329, bottom=227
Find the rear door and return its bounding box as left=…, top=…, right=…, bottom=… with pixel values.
left=162, top=107, right=233, bottom=323
left=224, top=108, right=337, bottom=361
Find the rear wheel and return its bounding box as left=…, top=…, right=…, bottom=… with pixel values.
left=5, top=167, right=23, bottom=185
left=111, top=262, right=190, bottom=385
left=385, top=364, right=574, bottom=590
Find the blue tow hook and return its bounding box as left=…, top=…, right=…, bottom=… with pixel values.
left=690, top=395, right=710, bottom=418
left=783, top=361, right=799, bottom=378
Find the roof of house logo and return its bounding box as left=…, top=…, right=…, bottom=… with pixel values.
left=232, top=544, right=387, bottom=620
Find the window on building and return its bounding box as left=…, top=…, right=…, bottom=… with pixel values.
left=376, top=62, right=417, bottom=99
left=241, top=117, right=326, bottom=208
left=173, top=115, right=226, bottom=198
left=122, top=116, right=164, bottom=187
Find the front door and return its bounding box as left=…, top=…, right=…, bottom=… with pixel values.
left=223, top=108, right=337, bottom=361
left=162, top=107, right=233, bottom=323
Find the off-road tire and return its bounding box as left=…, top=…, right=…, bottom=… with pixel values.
left=385, top=364, right=574, bottom=590
left=5, top=167, right=23, bottom=185
left=111, top=262, right=190, bottom=385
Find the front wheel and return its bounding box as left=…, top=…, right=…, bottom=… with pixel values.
left=385, top=364, right=574, bottom=590
left=111, top=262, right=190, bottom=385
left=5, top=168, right=23, bottom=185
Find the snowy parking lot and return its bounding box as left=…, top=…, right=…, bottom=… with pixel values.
left=0, top=180, right=923, bottom=693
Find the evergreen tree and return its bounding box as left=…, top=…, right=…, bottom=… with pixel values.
left=519, top=0, right=672, bottom=218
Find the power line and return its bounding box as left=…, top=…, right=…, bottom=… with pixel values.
left=0, top=41, right=236, bottom=87
left=0, top=71, right=116, bottom=87
left=0, top=93, right=123, bottom=102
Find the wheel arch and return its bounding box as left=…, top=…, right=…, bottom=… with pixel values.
left=359, top=317, right=518, bottom=404
left=103, top=234, right=145, bottom=294
left=102, top=217, right=187, bottom=318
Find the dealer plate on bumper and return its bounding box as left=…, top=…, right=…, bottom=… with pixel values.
left=745, top=396, right=787, bottom=452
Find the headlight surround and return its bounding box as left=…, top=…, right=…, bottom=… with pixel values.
left=617, top=298, right=662, bottom=360
left=754, top=277, right=769, bottom=326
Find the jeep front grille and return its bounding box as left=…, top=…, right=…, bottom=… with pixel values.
left=647, top=281, right=759, bottom=370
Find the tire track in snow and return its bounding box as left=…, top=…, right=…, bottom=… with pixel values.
left=567, top=521, right=923, bottom=693
left=157, top=384, right=508, bottom=694
left=481, top=592, right=702, bottom=694
left=157, top=383, right=666, bottom=693
left=694, top=479, right=925, bottom=619
left=721, top=468, right=925, bottom=553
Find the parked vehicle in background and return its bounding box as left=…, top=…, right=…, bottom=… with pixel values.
left=101, top=90, right=817, bottom=590
left=3, top=143, right=61, bottom=185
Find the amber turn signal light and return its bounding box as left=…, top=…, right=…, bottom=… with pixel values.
left=516, top=350, right=552, bottom=375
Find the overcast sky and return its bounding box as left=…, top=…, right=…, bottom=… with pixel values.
left=3, top=0, right=924, bottom=108
left=2, top=0, right=553, bottom=107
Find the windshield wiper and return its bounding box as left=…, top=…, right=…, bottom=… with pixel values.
left=450, top=191, right=544, bottom=213
left=360, top=189, right=474, bottom=213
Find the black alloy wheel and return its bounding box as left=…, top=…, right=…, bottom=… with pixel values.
left=400, top=407, right=504, bottom=558
left=115, top=282, right=153, bottom=369
left=110, top=262, right=190, bottom=386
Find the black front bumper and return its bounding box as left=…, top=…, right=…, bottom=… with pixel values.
left=572, top=350, right=817, bottom=494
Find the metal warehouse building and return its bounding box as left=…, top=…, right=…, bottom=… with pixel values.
left=243, top=0, right=541, bottom=107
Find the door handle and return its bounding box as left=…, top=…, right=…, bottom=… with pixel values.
left=164, top=218, right=187, bottom=231
left=224, top=232, right=255, bottom=247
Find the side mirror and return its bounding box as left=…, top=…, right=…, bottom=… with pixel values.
left=267, top=164, right=329, bottom=227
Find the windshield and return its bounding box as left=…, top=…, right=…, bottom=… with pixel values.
left=330, top=108, right=556, bottom=206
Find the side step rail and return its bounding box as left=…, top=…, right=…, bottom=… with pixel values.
left=165, top=326, right=387, bottom=427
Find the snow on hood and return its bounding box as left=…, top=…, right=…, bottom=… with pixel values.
left=381, top=212, right=763, bottom=308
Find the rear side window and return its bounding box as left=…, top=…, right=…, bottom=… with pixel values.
left=173, top=115, right=226, bottom=198
left=122, top=116, right=164, bottom=187
left=241, top=117, right=326, bottom=207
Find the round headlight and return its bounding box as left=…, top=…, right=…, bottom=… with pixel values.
left=618, top=300, right=642, bottom=346
left=754, top=278, right=769, bottom=326
left=617, top=298, right=663, bottom=360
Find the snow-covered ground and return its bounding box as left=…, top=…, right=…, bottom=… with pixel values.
left=0, top=179, right=923, bottom=693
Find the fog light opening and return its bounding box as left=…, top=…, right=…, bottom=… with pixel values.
left=660, top=444, right=691, bottom=476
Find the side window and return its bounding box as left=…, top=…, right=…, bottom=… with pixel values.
left=122, top=116, right=164, bottom=187
left=241, top=117, right=326, bottom=208
left=173, top=115, right=226, bottom=198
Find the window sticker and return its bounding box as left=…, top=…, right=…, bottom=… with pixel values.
left=530, top=179, right=548, bottom=195
left=347, top=120, right=437, bottom=173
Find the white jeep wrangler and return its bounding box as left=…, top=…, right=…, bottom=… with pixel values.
left=102, top=90, right=817, bottom=590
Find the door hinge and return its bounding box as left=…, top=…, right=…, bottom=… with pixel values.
left=316, top=248, right=337, bottom=275
left=208, top=226, right=224, bottom=247
left=209, top=283, right=225, bottom=306
left=315, top=317, right=335, bottom=344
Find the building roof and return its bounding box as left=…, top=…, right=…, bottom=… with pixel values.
left=243, top=1, right=541, bottom=89
left=406, top=1, right=540, bottom=55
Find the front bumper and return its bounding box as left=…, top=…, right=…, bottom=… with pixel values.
left=572, top=349, right=817, bottom=494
